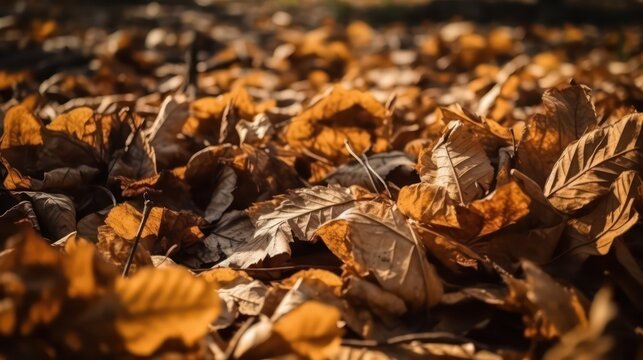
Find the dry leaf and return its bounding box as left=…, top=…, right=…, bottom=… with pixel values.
left=566, top=170, right=640, bottom=256
left=234, top=301, right=342, bottom=360
left=397, top=182, right=483, bottom=240
left=469, top=180, right=531, bottom=237
left=504, top=260, right=587, bottom=339
left=115, top=266, right=220, bottom=355
left=286, top=85, right=391, bottom=164
left=428, top=120, right=494, bottom=204
left=316, top=200, right=443, bottom=310
left=544, top=113, right=642, bottom=213
left=217, top=185, right=366, bottom=267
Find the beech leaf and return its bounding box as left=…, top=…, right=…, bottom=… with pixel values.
left=544, top=113, right=642, bottom=213
left=429, top=120, right=494, bottom=204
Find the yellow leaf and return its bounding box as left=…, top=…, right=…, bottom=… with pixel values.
left=47, top=107, right=99, bottom=149
left=0, top=105, right=43, bottom=149
left=115, top=266, right=220, bottom=356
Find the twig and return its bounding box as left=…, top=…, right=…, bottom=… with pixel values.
left=122, top=195, right=153, bottom=277
left=341, top=331, right=475, bottom=347
left=344, top=139, right=379, bottom=194
left=192, top=264, right=341, bottom=273
left=223, top=317, right=256, bottom=360
left=362, top=154, right=392, bottom=198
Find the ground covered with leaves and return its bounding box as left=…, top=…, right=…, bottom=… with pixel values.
left=0, top=1, right=642, bottom=359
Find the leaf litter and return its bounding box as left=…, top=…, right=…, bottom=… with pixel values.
left=0, top=2, right=642, bottom=359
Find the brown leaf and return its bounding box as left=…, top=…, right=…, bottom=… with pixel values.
left=216, top=185, right=367, bottom=268
left=11, top=191, right=76, bottom=240
left=504, top=260, right=587, bottom=339
left=316, top=200, right=443, bottom=310
left=544, top=113, right=642, bottom=214
left=517, top=83, right=598, bottom=186
left=427, top=120, right=494, bottom=204
left=566, top=171, right=640, bottom=256
left=0, top=105, right=43, bottom=149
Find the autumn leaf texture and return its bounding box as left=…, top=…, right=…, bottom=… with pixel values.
left=1, top=4, right=643, bottom=359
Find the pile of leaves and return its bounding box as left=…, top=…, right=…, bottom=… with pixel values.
left=1, top=2, right=642, bottom=359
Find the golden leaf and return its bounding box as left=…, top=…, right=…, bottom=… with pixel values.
left=285, top=85, right=391, bottom=164
left=0, top=105, right=43, bottom=150
left=469, top=181, right=531, bottom=237
left=566, top=171, right=640, bottom=256
left=47, top=107, right=100, bottom=150
left=115, top=266, right=220, bottom=356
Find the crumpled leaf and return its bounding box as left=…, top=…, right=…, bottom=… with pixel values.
left=316, top=200, right=443, bottom=310
left=397, top=182, right=483, bottom=240
left=469, top=180, right=531, bottom=237
left=566, top=170, right=640, bottom=256
left=104, top=202, right=205, bottom=255
left=115, top=266, right=220, bottom=356
left=544, top=113, right=642, bottom=213
left=504, top=260, right=587, bottom=339
left=46, top=107, right=108, bottom=155
left=11, top=191, right=76, bottom=240
left=199, top=268, right=267, bottom=328
left=0, top=105, right=43, bottom=150
left=217, top=185, right=367, bottom=268
left=108, top=129, right=157, bottom=182
left=286, top=85, right=392, bottom=164
left=427, top=120, right=494, bottom=204
left=234, top=301, right=342, bottom=360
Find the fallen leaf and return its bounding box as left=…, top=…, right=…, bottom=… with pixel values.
left=217, top=185, right=367, bottom=267
left=566, top=170, right=640, bottom=256
left=316, top=200, right=443, bottom=310
left=286, top=85, right=392, bottom=164
left=544, top=113, right=642, bottom=213
left=115, top=266, right=219, bottom=356
left=427, top=120, right=494, bottom=204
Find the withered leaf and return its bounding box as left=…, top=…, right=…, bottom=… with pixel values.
left=11, top=191, right=76, bottom=240
left=504, top=260, right=587, bottom=339
left=544, top=113, right=642, bottom=213
left=0, top=105, right=43, bottom=149
left=469, top=180, right=531, bottom=237
left=286, top=85, right=391, bottom=164
left=566, top=171, right=640, bottom=256
left=108, top=129, right=157, bottom=182
left=144, top=95, right=190, bottom=169
left=234, top=301, right=342, bottom=360
left=204, top=165, right=236, bottom=223
left=46, top=107, right=101, bottom=152
left=115, top=266, right=220, bottom=356
left=216, top=185, right=365, bottom=267
left=428, top=120, right=494, bottom=204
left=517, top=84, right=598, bottom=186
left=397, top=182, right=483, bottom=240
left=316, top=200, right=443, bottom=310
